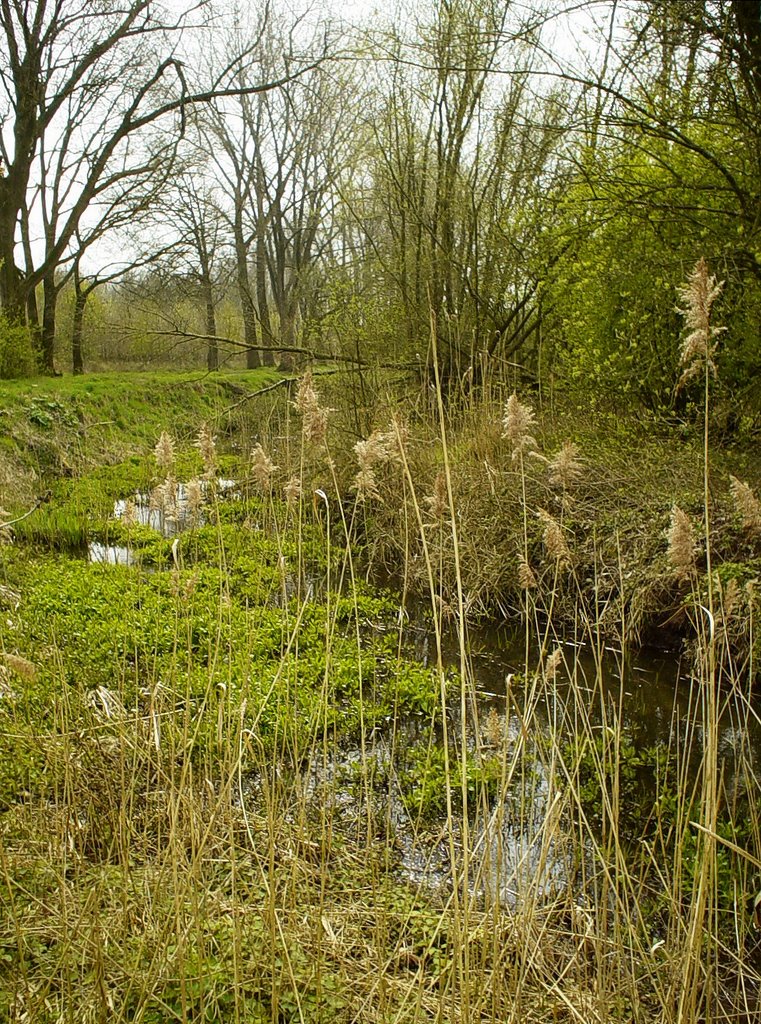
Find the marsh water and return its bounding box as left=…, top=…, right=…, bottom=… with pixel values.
left=87, top=487, right=761, bottom=903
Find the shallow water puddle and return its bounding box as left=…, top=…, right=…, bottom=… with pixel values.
left=87, top=478, right=239, bottom=563
left=88, top=541, right=135, bottom=565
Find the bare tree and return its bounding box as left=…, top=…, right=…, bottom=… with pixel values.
left=199, top=10, right=351, bottom=369
left=0, top=0, right=326, bottom=371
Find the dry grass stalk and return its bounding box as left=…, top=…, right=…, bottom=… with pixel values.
left=424, top=471, right=448, bottom=519
left=729, top=476, right=761, bottom=534
left=250, top=445, right=278, bottom=491
left=154, top=431, right=176, bottom=474
left=502, top=393, right=537, bottom=461
left=196, top=423, right=217, bottom=479
left=549, top=442, right=582, bottom=490
left=667, top=505, right=697, bottom=578
left=677, top=257, right=725, bottom=390
left=537, top=510, right=571, bottom=566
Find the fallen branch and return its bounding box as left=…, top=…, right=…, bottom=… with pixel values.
left=1, top=492, right=51, bottom=530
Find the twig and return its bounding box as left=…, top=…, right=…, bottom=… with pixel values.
left=1, top=492, right=51, bottom=529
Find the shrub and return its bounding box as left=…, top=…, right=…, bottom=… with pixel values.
left=0, top=313, right=35, bottom=378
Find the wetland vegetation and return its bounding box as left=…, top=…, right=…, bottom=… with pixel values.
left=2, top=1, right=761, bottom=1020
left=0, top=351, right=759, bottom=1023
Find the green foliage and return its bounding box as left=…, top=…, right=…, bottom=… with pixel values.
left=400, top=743, right=503, bottom=820
left=546, top=126, right=761, bottom=415
left=563, top=729, right=672, bottom=841
left=0, top=314, right=34, bottom=379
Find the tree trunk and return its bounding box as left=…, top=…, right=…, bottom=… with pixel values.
left=204, top=279, right=218, bottom=371
left=40, top=273, right=57, bottom=373
left=256, top=222, right=275, bottom=367
left=0, top=172, right=27, bottom=325
left=72, top=289, right=86, bottom=375
left=234, top=220, right=260, bottom=369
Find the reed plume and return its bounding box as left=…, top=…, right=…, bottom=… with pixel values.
left=502, top=393, right=537, bottom=461
left=154, top=431, right=176, bottom=474
left=677, top=257, right=725, bottom=390
left=549, top=442, right=582, bottom=490
left=667, top=505, right=697, bottom=578
left=196, top=423, right=217, bottom=479
left=424, top=471, right=448, bottom=520
left=250, top=445, right=278, bottom=492
left=353, top=430, right=394, bottom=499
left=537, top=509, right=571, bottom=566
left=543, top=647, right=563, bottom=680
left=0, top=652, right=37, bottom=682
left=729, top=476, right=761, bottom=534
left=284, top=476, right=302, bottom=508
left=294, top=370, right=330, bottom=446
left=0, top=508, right=13, bottom=545
left=121, top=498, right=138, bottom=527
left=185, top=478, right=204, bottom=521
left=518, top=558, right=537, bottom=589
left=150, top=477, right=178, bottom=522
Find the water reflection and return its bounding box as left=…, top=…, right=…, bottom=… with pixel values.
left=88, top=541, right=134, bottom=565
left=88, top=479, right=239, bottom=562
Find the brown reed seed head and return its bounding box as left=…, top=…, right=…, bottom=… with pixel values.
left=0, top=652, right=37, bottom=682
left=518, top=558, right=537, bottom=589
left=544, top=647, right=563, bottom=679
left=424, top=471, right=448, bottom=519
left=355, top=430, right=393, bottom=473
left=502, top=393, right=537, bottom=459
left=667, top=505, right=697, bottom=577
left=284, top=476, right=302, bottom=508
left=719, top=576, right=741, bottom=625
left=730, top=476, right=761, bottom=534
left=353, top=468, right=380, bottom=500
left=154, top=431, right=176, bottom=474
left=293, top=371, right=330, bottom=445
left=483, top=708, right=505, bottom=747
left=549, top=442, right=582, bottom=490
left=0, top=508, right=13, bottom=546
left=121, top=498, right=139, bottom=527
left=196, top=423, right=217, bottom=477
left=537, top=509, right=571, bottom=565
left=294, top=370, right=318, bottom=415
left=677, top=257, right=725, bottom=389
left=161, top=477, right=179, bottom=522
left=250, top=444, right=278, bottom=491
left=185, top=478, right=204, bottom=519
left=150, top=478, right=176, bottom=516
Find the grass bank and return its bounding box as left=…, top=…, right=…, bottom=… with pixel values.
left=0, top=368, right=281, bottom=509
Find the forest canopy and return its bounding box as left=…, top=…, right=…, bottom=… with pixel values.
left=0, top=0, right=759, bottom=418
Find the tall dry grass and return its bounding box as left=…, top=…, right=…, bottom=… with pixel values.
left=2, top=283, right=761, bottom=1021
